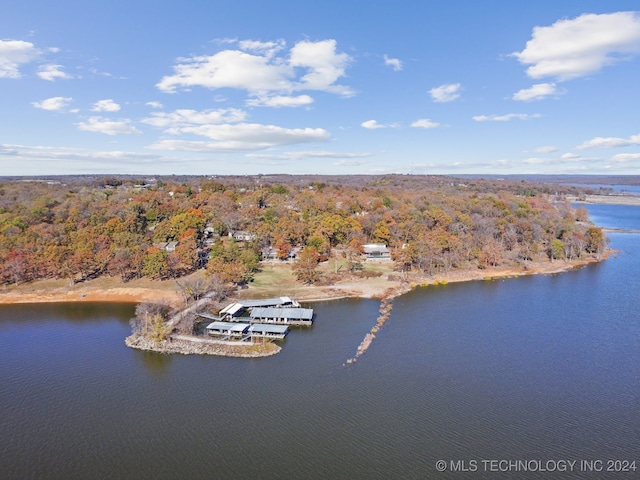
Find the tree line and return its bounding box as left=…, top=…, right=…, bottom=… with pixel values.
left=0, top=175, right=607, bottom=286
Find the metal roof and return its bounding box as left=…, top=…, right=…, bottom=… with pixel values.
left=219, top=303, right=245, bottom=316
left=238, top=296, right=296, bottom=308
left=205, top=321, right=250, bottom=333
left=249, top=324, right=289, bottom=334
left=363, top=244, right=390, bottom=254
left=249, top=307, right=314, bottom=320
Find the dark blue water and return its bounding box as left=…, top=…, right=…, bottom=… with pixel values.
left=1, top=204, right=639, bottom=479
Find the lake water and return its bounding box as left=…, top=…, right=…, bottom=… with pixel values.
left=1, top=204, right=639, bottom=479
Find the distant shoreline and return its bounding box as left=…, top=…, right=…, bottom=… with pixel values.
left=568, top=194, right=640, bottom=206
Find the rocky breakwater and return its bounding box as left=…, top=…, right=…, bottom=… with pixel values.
left=126, top=334, right=281, bottom=358
left=345, top=296, right=394, bottom=365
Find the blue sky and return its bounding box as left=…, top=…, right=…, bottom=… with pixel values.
left=2, top=1, right=640, bottom=176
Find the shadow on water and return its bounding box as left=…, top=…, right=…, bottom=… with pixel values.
left=135, top=349, right=174, bottom=375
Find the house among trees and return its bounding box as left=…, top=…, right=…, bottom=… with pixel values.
left=154, top=241, right=179, bottom=253
left=229, top=230, right=256, bottom=242
left=261, top=246, right=301, bottom=261
left=362, top=243, right=391, bottom=261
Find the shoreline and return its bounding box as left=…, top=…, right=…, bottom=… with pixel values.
left=567, top=194, right=640, bottom=206
left=125, top=334, right=281, bottom=357
left=2, top=254, right=611, bottom=358
left=0, top=254, right=610, bottom=306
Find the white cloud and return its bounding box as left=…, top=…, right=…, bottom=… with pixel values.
left=91, top=99, right=121, bottom=112
left=611, top=153, right=640, bottom=162
left=473, top=113, right=542, bottom=122
left=0, top=143, right=161, bottom=165
left=32, top=96, right=73, bottom=111
left=157, top=38, right=353, bottom=97
left=237, top=39, right=285, bottom=58
left=145, top=101, right=164, bottom=109
left=411, top=118, right=440, bottom=129
left=577, top=133, right=640, bottom=149
left=142, top=108, right=247, bottom=128
left=513, top=83, right=562, bottom=101
left=246, top=94, right=314, bottom=108
left=429, top=83, right=461, bottom=102
left=157, top=50, right=291, bottom=93
left=512, top=12, right=640, bottom=81
left=77, top=117, right=142, bottom=135
left=0, top=39, right=40, bottom=78
left=383, top=54, right=402, bottom=71
left=361, top=120, right=385, bottom=129
left=561, top=152, right=581, bottom=159
left=37, top=64, right=72, bottom=81
left=148, top=123, right=330, bottom=152
left=289, top=39, right=353, bottom=95
left=534, top=145, right=558, bottom=153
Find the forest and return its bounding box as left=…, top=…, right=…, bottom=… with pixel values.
left=0, top=174, right=608, bottom=288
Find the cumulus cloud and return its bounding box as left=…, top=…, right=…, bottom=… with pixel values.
left=238, top=39, right=286, bottom=58
left=429, top=83, right=461, bottom=102
left=512, top=12, right=640, bottom=81
left=361, top=120, right=385, bottom=129
left=289, top=39, right=353, bottom=95
left=561, top=152, right=581, bottom=160
left=91, top=99, right=121, bottom=112
left=0, top=39, right=40, bottom=78
left=411, top=118, right=440, bottom=129
left=77, top=117, right=142, bottom=135
left=32, top=96, right=73, bottom=111
left=473, top=113, right=542, bottom=122
left=383, top=54, right=402, bottom=71
left=513, top=83, right=562, bottom=101
left=612, top=153, right=640, bottom=162
left=142, top=108, right=246, bottom=128
left=145, top=101, right=164, bottom=109
left=577, top=133, right=640, bottom=149
left=157, top=38, right=353, bottom=97
left=246, top=94, right=314, bottom=108
left=148, top=123, right=330, bottom=152
left=37, top=64, right=72, bottom=81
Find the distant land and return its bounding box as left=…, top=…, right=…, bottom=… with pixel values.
left=2, top=173, right=640, bottom=187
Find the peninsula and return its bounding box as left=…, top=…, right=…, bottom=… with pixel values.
left=0, top=174, right=627, bottom=356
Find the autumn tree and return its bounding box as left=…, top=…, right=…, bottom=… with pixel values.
left=585, top=227, right=607, bottom=258
left=293, top=246, right=321, bottom=284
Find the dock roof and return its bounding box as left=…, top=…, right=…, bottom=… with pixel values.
left=249, top=324, right=289, bottom=334
left=249, top=307, right=314, bottom=321
left=238, top=296, right=297, bottom=308
left=205, top=321, right=250, bottom=333
left=219, top=303, right=245, bottom=316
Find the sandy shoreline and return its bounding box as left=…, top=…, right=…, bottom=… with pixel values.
left=567, top=194, right=640, bottom=206
left=0, top=255, right=609, bottom=307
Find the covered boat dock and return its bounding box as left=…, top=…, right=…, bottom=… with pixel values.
left=249, top=307, right=314, bottom=326
left=249, top=324, right=289, bottom=340
left=205, top=321, right=250, bottom=340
